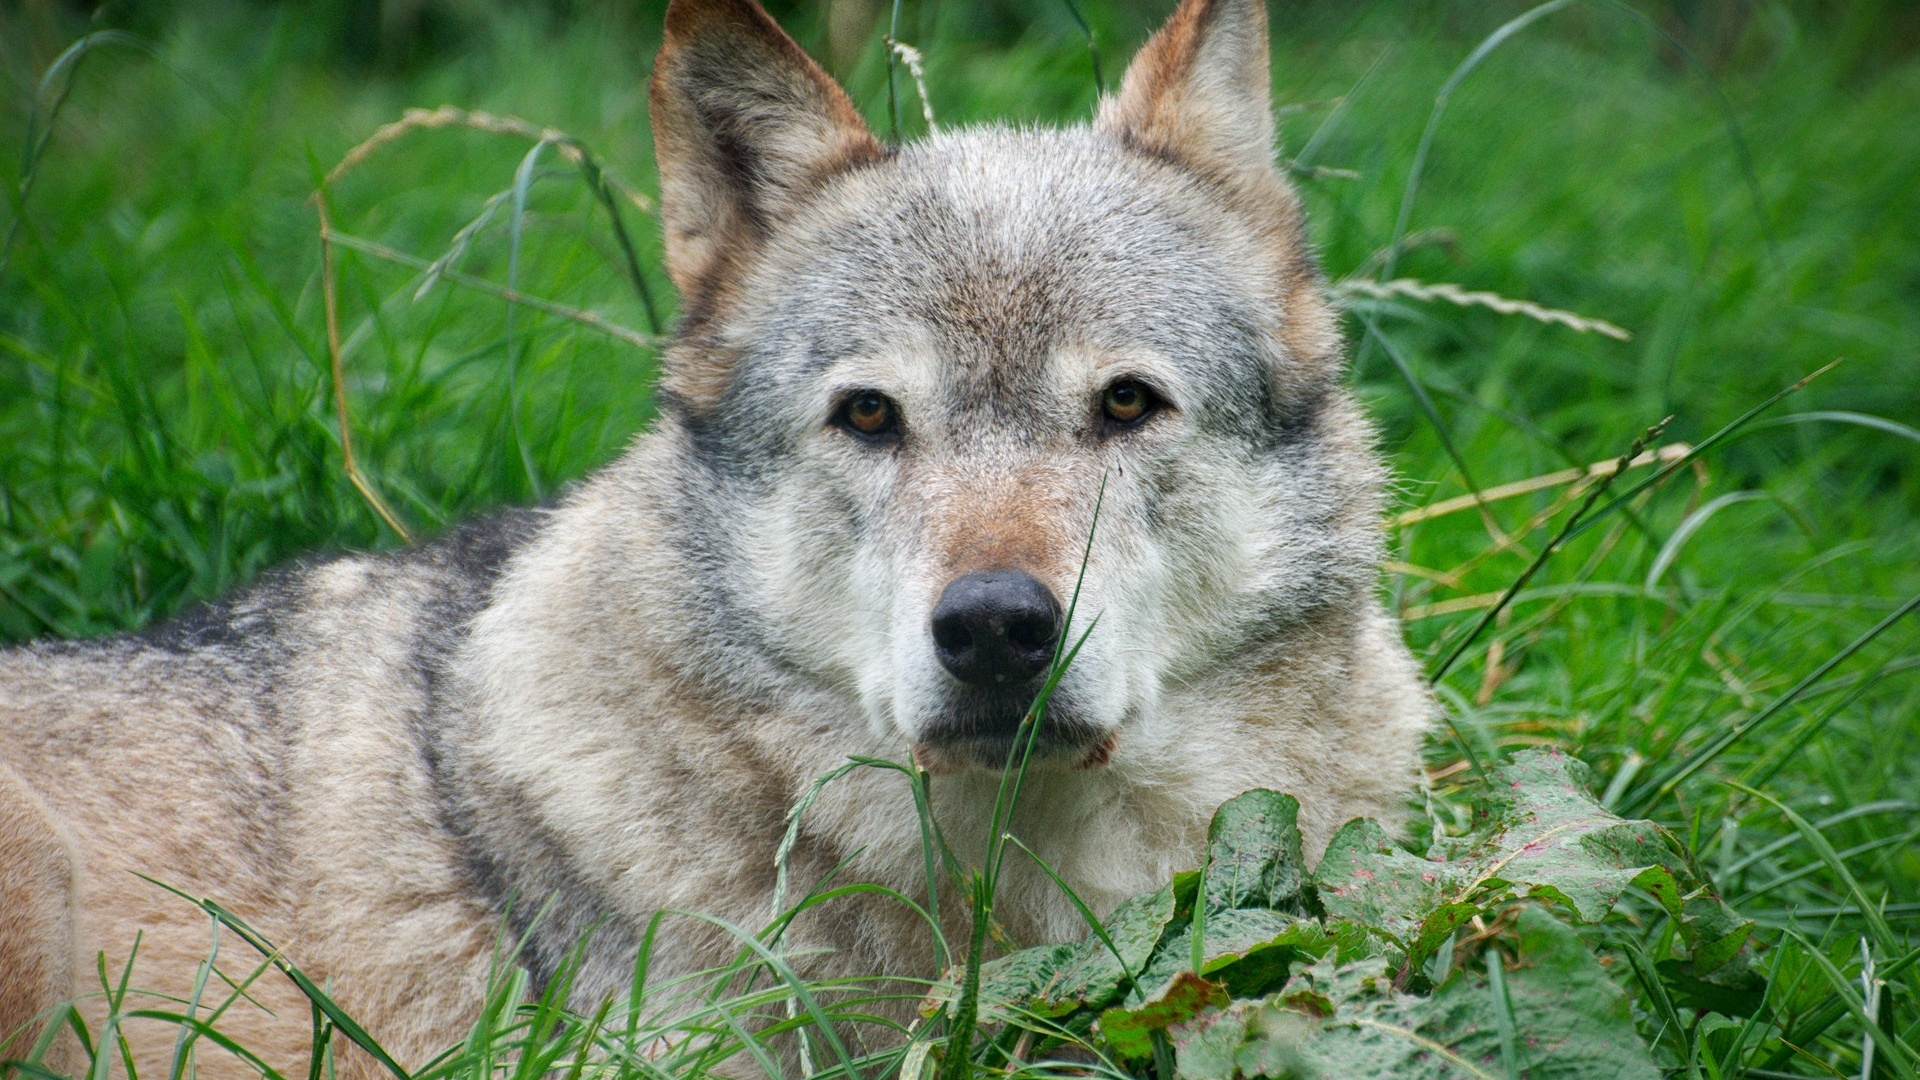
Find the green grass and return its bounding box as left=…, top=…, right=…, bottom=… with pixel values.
left=2, top=0, right=1917, bottom=1077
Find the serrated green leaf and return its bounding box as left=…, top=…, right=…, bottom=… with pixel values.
left=1029, top=881, right=1179, bottom=1013
left=1178, top=909, right=1661, bottom=1080
left=1167, top=1004, right=1255, bottom=1080
left=946, top=755, right=1755, bottom=1074
left=1314, top=816, right=1448, bottom=945
left=1176, top=1004, right=1320, bottom=1080
left=1312, top=748, right=1759, bottom=1001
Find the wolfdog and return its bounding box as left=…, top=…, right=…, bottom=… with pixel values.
left=0, top=0, right=1430, bottom=1074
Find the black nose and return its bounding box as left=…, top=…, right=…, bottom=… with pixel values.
left=930, top=571, right=1063, bottom=687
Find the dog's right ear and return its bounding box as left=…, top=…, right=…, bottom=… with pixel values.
left=650, top=0, right=881, bottom=307
left=1097, top=0, right=1274, bottom=187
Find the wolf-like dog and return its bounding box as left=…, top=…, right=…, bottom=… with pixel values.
left=0, top=0, right=1430, bottom=1074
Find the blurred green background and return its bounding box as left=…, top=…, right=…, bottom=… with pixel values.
left=3, top=0, right=1915, bottom=635
left=2, top=2, right=1918, bottom=1044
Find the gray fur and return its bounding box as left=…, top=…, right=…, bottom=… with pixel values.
left=0, top=1, right=1430, bottom=1075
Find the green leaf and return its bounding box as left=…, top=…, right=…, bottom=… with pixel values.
left=959, top=943, right=1080, bottom=1022
left=1204, top=790, right=1309, bottom=913
left=937, top=880, right=1183, bottom=1021
left=1312, top=748, right=1759, bottom=1004
left=1175, top=1005, right=1321, bottom=1080
left=1315, top=817, right=1473, bottom=959
left=1175, top=909, right=1661, bottom=1080
left=1139, top=910, right=1332, bottom=998
left=1097, top=969, right=1229, bottom=1060
left=1020, top=881, right=1180, bottom=1015
left=943, top=754, right=1755, bottom=1073
left=1054, top=880, right=1180, bottom=1002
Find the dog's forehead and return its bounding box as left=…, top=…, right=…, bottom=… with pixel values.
left=744, top=127, right=1277, bottom=379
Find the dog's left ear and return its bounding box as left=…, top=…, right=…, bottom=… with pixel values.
left=1102, top=0, right=1345, bottom=396
left=650, top=0, right=882, bottom=304
left=1097, top=0, right=1274, bottom=185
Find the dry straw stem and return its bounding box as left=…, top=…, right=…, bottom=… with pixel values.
left=324, top=105, right=651, bottom=211
left=1392, top=445, right=1692, bottom=618
left=315, top=192, right=413, bottom=543
left=311, top=105, right=661, bottom=540
left=1336, top=277, right=1634, bottom=341
left=321, top=229, right=657, bottom=350
left=1428, top=417, right=1671, bottom=685
left=1396, top=442, right=1691, bottom=527
left=888, top=40, right=938, bottom=132
left=1401, top=483, right=1583, bottom=590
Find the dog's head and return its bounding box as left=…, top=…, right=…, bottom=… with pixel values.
left=649, top=0, right=1384, bottom=771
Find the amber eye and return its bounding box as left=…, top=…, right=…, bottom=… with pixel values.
left=1101, top=379, right=1159, bottom=429
left=837, top=390, right=900, bottom=441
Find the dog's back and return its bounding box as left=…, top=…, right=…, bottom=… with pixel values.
left=0, top=518, right=539, bottom=1076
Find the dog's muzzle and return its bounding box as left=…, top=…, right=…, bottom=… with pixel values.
left=911, top=691, right=1116, bottom=773
left=930, top=569, right=1062, bottom=686
left=916, top=570, right=1112, bottom=771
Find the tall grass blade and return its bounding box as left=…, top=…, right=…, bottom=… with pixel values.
left=322, top=229, right=655, bottom=349
left=91, top=935, right=140, bottom=1080
left=119, top=1016, right=290, bottom=1080
left=1724, top=800, right=1920, bottom=880
left=1485, top=948, right=1522, bottom=1080
left=1594, top=0, right=1779, bottom=266
left=1645, top=491, right=1775, bottom=590
left=5, top=32, right=149, bottom=278
left=1748, top=411, right=1920, bottom=446
left=1727, top=784, right=1901, bottom=955
left=667, top=910, right=864, bottom=1080
left=1294, top=45, right=1389, bottom=170
left=1359, top=318, right=1488, bottom=514
left=1430, top=419, right=1664, bottom=685
left=303, top=1001, right=331, bottom=1080
left=132, top=877, right=411, bottom=1080
left=506, top=140, right=550, bottom=499
left=1382, top=0, right=1581, bottom=284
left=1058, top=0, right=1104, bottom=95
left=1619, top=938, right=1693, bottom=1072
left=6, top=1062, right=79, bottom=1080
left=1003, top=835, right=1142, bottom=1002
left=1559, top=361, right=1839, bottom=547
left=943, top=481, right=1104, bottom=1080
left=1762, top=944, right=1920, bottom=1074
left=166, top=917, right=222, bottom=1080
left=1779, top=930, right=1919, bottom=1080
left=1740, top=667, right=1914, bottom=793
left=571, top=154, right=663, bottom=336
left=5, top=1004, right=76, bottom=1072
left=1626, top=590, right=1920, bottom=813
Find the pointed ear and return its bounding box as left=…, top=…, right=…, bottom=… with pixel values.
left=1097, top=0, right=1274, bottom=183
left=649, top=0, right=882, bottom=301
